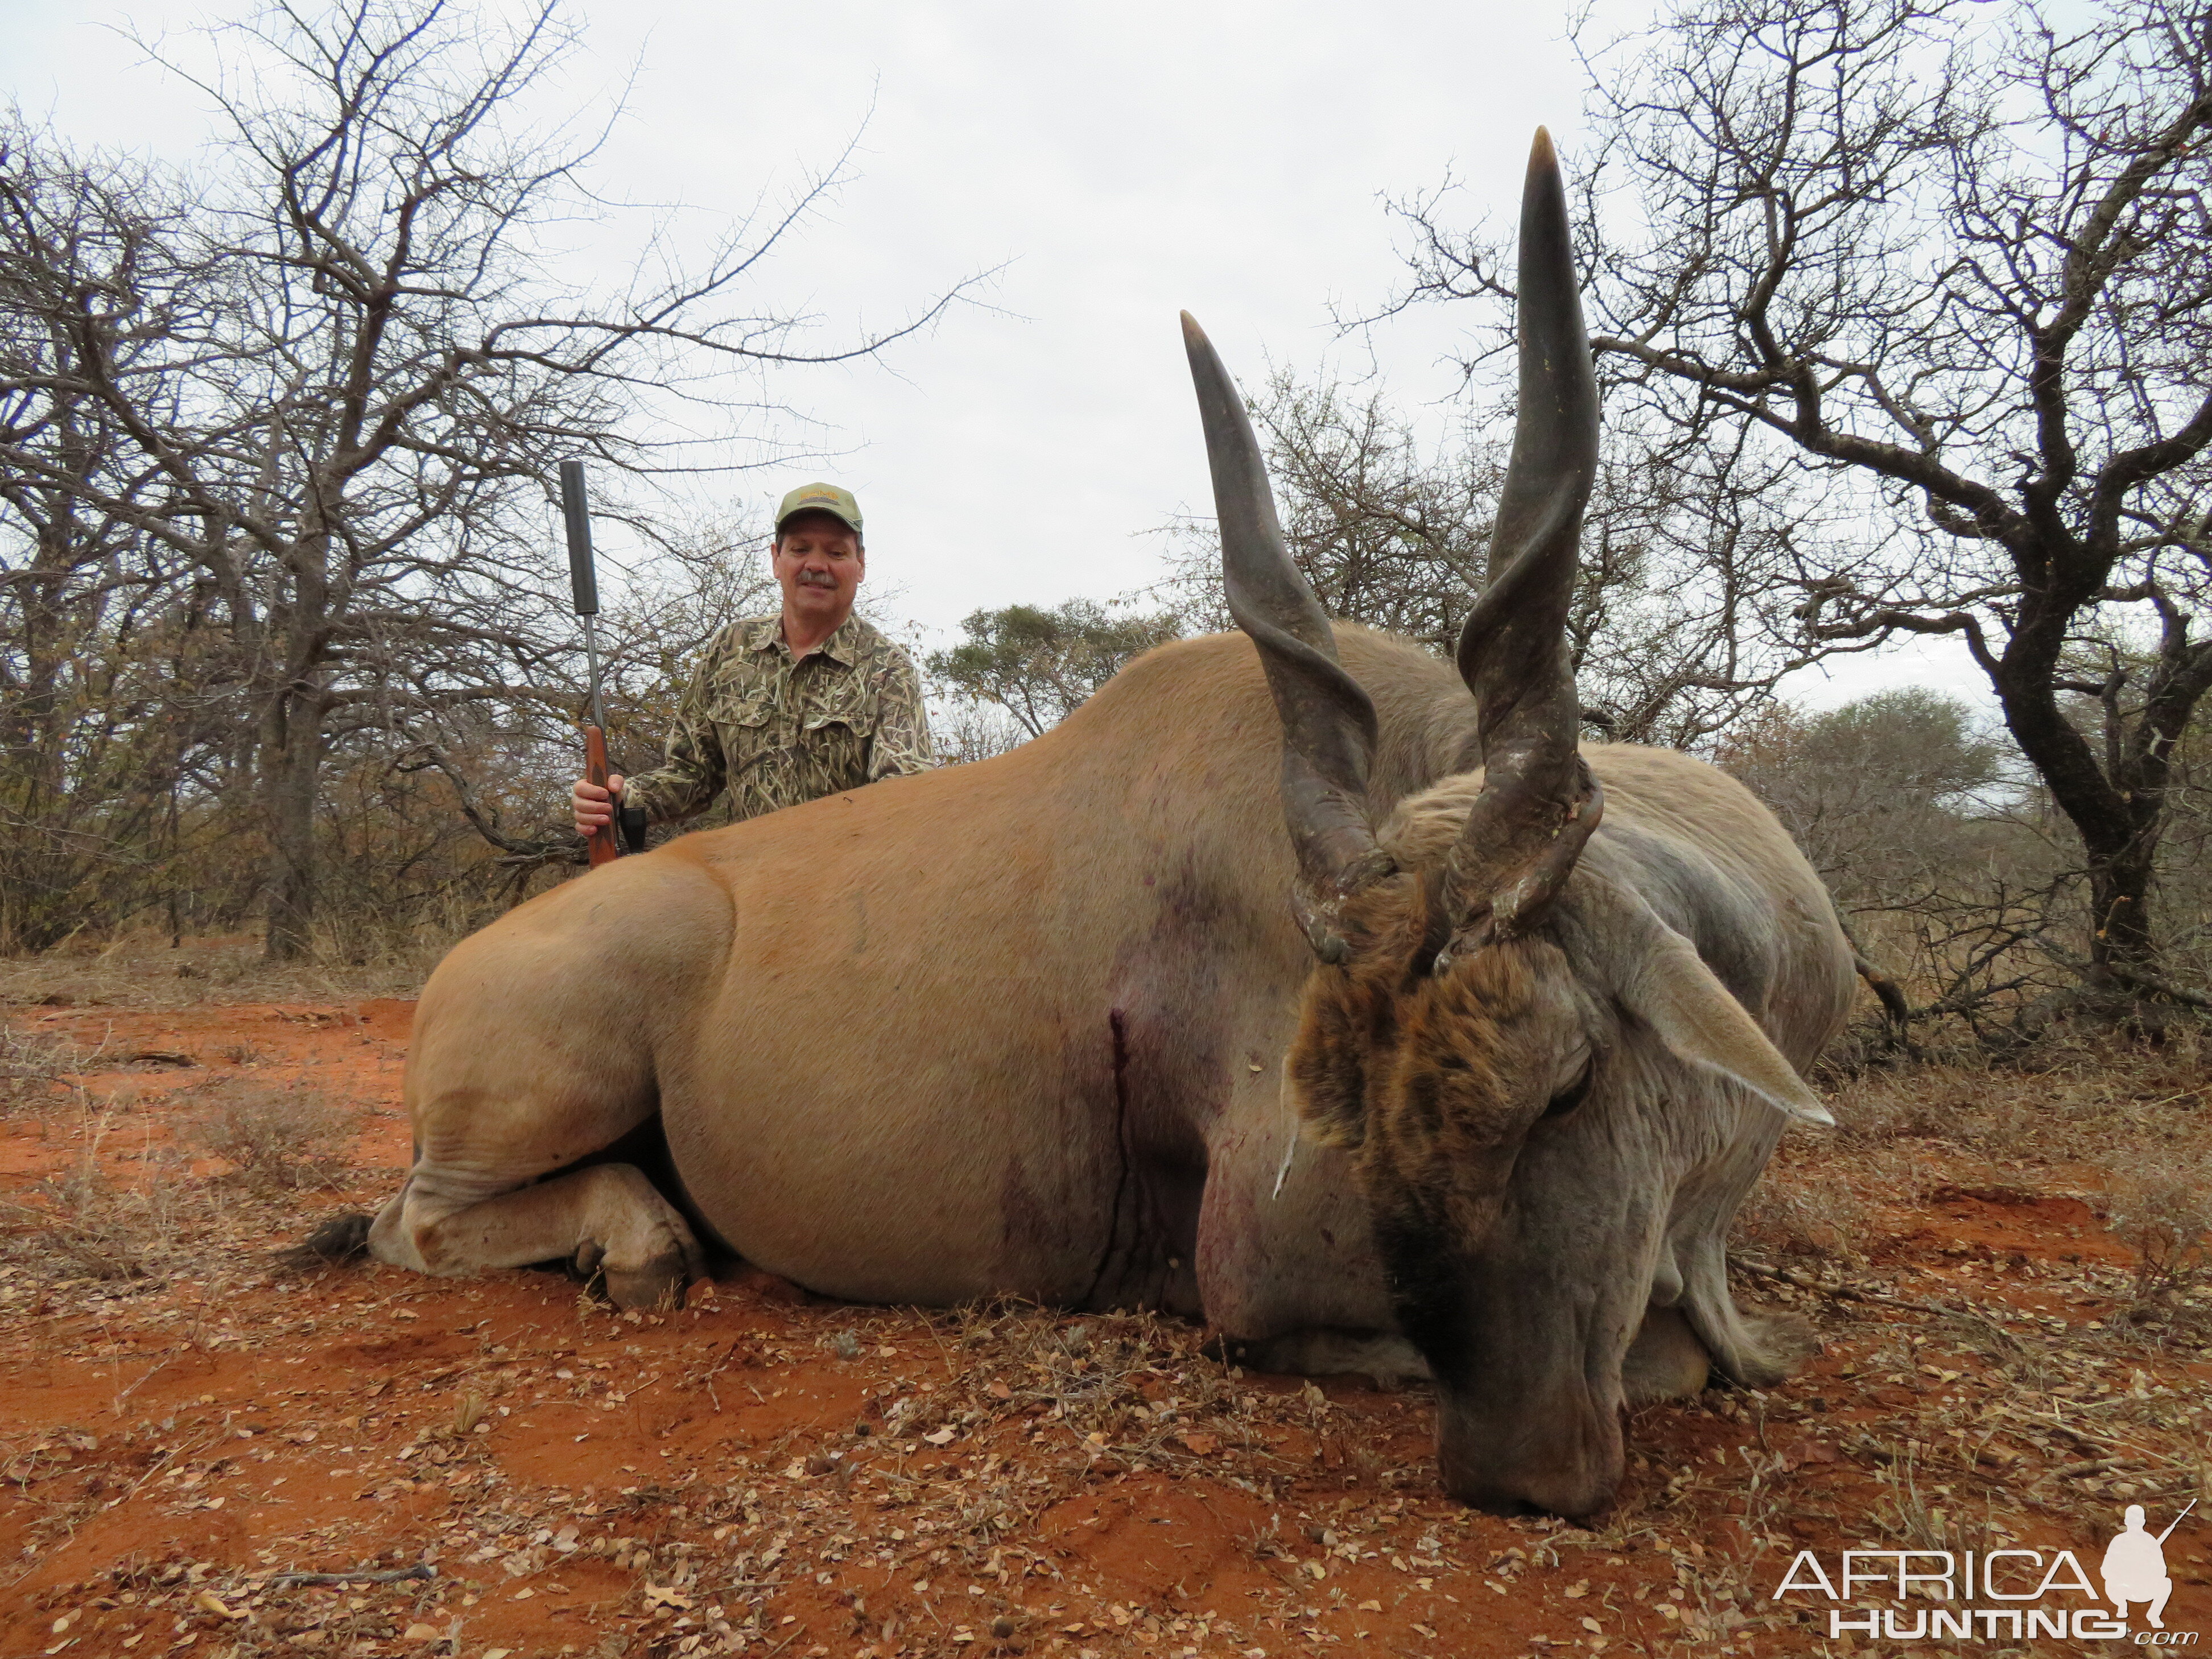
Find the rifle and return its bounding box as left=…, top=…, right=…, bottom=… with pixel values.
left=2157, top=1498, right=2197, bottom=1545
left=561, top=460, right=647, bottom=867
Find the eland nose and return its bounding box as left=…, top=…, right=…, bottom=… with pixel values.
left=1435, top=1392, right=1624, bottom=1520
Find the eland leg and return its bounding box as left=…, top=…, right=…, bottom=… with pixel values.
left=294, top=844, right=732, bottom=1306
left=1223, top=1328, right=1431, bottom=1388
left=367, top=1159, right=703, bottom=1310
left=348, top=870, right=721, bottom=1309
left=363, top=1032, right=703, bottom=1309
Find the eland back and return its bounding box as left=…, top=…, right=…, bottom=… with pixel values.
left=319, top=131, right=1856, bottom=1518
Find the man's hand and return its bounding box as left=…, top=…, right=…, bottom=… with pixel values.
left=573, top=773, right=626, bottom=836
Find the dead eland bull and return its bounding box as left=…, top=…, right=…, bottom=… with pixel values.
left=312, top=133, right=1854, bottom=1517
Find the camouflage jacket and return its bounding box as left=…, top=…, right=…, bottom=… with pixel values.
left=619, top=612, right=935, bottom=827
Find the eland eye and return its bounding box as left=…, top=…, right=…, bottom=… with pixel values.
left=1541, top=1061, right=1594, bottom=1120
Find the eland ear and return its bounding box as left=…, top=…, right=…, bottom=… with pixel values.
left=1598, top=893, right=1835, bottom=1127
left=1286, top=980, right=1379, bottom=1149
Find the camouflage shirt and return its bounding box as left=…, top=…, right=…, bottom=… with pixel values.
left=619, top=612, right=935, bottom=827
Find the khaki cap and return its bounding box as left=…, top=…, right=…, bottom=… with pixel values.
left=775, top=482, right=862, bottom=536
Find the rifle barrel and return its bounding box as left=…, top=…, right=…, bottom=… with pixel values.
left=561, top=460, right=598, bottom=617
left=561, top=459, right=607, bottom=734
left=579, top=611, right=606, bottom=734
left=2156, top=1497, right=2196, bottom=1544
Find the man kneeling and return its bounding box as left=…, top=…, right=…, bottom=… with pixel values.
left=573, top=482, right=933, bottom=839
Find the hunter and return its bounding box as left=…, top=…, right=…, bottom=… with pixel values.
left=571, top=483, right=935, bottom=839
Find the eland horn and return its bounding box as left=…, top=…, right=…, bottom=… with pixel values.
left=1182, top=311, right=1394, bottom=963
left=1442, top=128, right=1604, bottom=958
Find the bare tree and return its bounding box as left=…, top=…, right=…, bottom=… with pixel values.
left=1153, top=370, right=1802, bottom=747
left=1566, top=427, right=1813, bottom=748
left=0, top=139, right=211, bottom=948
left=1387, top=0, right=2212, bottom=1005
left=927, top=696, right=1028, bottom=766
left=1162, top=372, right=1498, bottom=651
left=0, top=0, right=972, bottom=958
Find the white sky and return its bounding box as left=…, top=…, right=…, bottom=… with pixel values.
left=4, top=0, right=1990, bottom=713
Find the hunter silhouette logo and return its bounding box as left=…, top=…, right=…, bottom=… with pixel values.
left=2104, top=1501, right=2194, bottom=1631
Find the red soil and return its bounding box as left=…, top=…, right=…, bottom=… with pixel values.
left=2, top=997, right=2205, bottom=1659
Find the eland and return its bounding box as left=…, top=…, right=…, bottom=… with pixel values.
left=311, top=131, right=1856, bottom=1517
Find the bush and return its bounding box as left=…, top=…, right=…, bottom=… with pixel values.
left=0, top=1025, right=92, bottom=1112
left=187, top=1081, right=352, bottom=1195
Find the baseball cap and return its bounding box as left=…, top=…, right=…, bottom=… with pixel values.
left=775, top=482, right=863, bottom=537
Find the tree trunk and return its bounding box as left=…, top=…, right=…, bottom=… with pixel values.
left=1979, top=704, right=2167, bottom=1046
left=262, top=511, right=333, bottom=963
left=261, top=687, right=323, bottom=961
left=1990, top=607, right=2165, bottom=985
left=2086, top=833, right=2159, bottom=975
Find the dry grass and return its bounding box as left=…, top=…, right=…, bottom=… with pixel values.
left=1736, top=1157, right=1876, bottom=1266
left=185, top=1079, right=353, bottom=1195
left=0, top=1108, right=204, bottom=1281
left=0, top=1072, right=358, bottom=1287
left=2, top=987, right=2207, bottom=1656
left=0, top=1024, right=97, bottom=1112
left=0, top=931, right=438, bottom=1012
left=2106, top=1164, right=2212, bottom=1343
left=1834, top=1021, right=2209, bottom=1154
left=1732, top=1023, right=2212, bottom=1636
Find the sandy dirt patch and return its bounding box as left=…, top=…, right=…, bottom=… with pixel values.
left=2, top=984, right=2207, bottom=1658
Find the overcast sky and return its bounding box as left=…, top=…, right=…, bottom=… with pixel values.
left=5, top=0, right=1986, bottom=711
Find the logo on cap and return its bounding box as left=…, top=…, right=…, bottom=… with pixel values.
left=775, top=482, right=862, bottom=534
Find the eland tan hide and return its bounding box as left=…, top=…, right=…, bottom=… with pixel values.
left=315, top=131, right=1856, bottom=1518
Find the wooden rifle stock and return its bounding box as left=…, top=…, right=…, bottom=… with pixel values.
left=583, top=722, right=617, bottom=869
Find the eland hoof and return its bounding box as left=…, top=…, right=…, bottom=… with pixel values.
left=575, top=1239, right=692, bottom=1311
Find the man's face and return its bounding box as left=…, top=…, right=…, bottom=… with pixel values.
left=773, top=513, right=864, bottom=633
